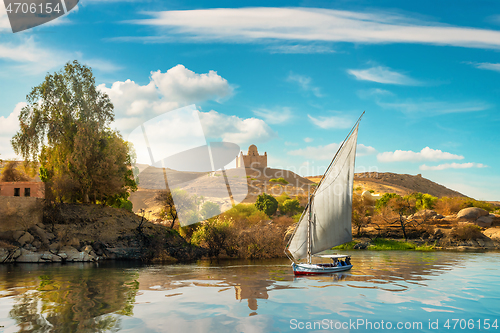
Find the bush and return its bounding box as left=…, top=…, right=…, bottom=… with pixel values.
left=280, top=199, right=302, bottom=216
left=463, top=199, right=495, bottom=212
left=255, top=193, right=278, bottom=216
left=269, top=177, right=289, bottom=184
left=375, top=193, right=400, bottom=210
left=179, top=222, right=201, bottom=242
left=292, top=212, right=303, bottom=223
left=406, top=192, right=438, bottom=211
left=200, top=201, right=221, bottom=220
left=276, top=192, right=291, bottom=205
left=235, top=222, right=287, bottom=259
left=222, top=204, right=262, bottom=223
left=352, top=193, right=371, bottom=235
left=434, top=197, right=466, bottom=215
left=0, top=161, right=31, bottom=182
left=191, top=217, right=235, bottom=257
left=272, top=215, right=295, bottom=227
left=435, top=197, right=495, bottom=215
left=246, top=210, right=269, bottom=224
left=451, top=224, right=483, bottom=241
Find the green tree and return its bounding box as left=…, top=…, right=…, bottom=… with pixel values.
left=11, top=60, right=136, bottom=203
left=406, top=192, right=437, bottom=210
left=255, top=193, right=278, bottom=216
left=375, top=193, right=400, bottom=211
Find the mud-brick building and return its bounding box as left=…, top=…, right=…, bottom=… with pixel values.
left=0, top=182, right=45, bottom=199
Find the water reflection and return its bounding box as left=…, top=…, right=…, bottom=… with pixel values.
left=135, top=251, right=462, bottom=313
left=0, top=251, right=496, bottom=332
left=0, top=263, right=139, bottom=332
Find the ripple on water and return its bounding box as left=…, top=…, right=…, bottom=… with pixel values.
left=0, top=252, right=499, bottom=332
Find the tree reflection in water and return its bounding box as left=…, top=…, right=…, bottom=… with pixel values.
left=2, top=263, right=139, bottom=333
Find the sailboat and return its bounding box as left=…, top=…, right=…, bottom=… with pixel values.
left=285, top=112, right=364, bottom=275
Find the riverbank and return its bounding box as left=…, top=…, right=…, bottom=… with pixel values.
left=0, top=203, right=205, bottom=263
left=334, top=236, right=500, bottom=252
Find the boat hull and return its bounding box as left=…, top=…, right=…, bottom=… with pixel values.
left=292, top=262, right=352, bottom=275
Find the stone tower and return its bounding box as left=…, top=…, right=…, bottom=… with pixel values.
left=236, top=145, right=267, bottom=168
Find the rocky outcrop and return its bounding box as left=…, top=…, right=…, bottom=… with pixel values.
left=457, top=207, right=489, bottom=221
left=0, top=203, right=205, bottom=264
left=414, top=209, right=437, bottom=219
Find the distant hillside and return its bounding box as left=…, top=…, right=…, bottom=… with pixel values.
left=308, top=172, right=466, bottom=198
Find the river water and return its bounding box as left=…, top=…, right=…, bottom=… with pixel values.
left=0, top=251, right=499, bottom=332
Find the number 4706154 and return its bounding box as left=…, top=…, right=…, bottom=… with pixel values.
left=5, top=2, right=62, bottom=14
left=444, top=319, right=498, bottom=330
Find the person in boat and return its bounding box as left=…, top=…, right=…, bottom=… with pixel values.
left=345, top=257, right=351, bottom=265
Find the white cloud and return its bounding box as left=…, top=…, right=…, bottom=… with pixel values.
left=378, top=99, right=490, bottom=116
left=267, top=44, right=335, bottom=54
left=0, top=102, right=25, bottom=159
left=98, top=64, right=234, bottom=132
left=287, top=73, right=322, bottom=97
left=288, top=142, right=376, bottom=160
left=308, top=114, right=353, bottom=129
left=357, top=144, right=378, bottom=156
left=420, top=162, right=488, bottom=171
left=0, top=36, right=120, bottom=75
left=377, top=147, right=464, bottom=162
left=348, top=66, right=419, bottom=85
left=252, top=107, right=292, bottom=124
left=469, top=62, right=500, bottom=72
left=357, top=88, right=394, bottom=99
left=199, top=110, right=276, bottom=145
left=151, top=65, right=233, bottom=104
left=304, top=137, right=313, bottom=143
left=128, top=7, right=500, bottom=49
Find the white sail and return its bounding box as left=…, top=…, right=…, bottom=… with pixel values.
left=287, top=125, right=359, bottom=260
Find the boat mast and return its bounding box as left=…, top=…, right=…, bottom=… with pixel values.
left=307, top=193, right=312, bottom=264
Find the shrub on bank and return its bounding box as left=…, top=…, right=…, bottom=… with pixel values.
left=221, top=204, right=267, bottom=224
left=255, top=193, right=278, bottom=216
left=434, top=197, right=495, bottom=215
left=191, top=217, right=235, bottom=257
left=450, top=224, right=483, bottom=241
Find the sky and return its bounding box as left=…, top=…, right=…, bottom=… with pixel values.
left=0, top=0, right=499, bottom=200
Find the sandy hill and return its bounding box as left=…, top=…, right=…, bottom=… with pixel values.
left=308, top=172, right=466, bottom=198
left=129, top=165, right=314, bottom=215
left=131, top=167, right=469, bottom=216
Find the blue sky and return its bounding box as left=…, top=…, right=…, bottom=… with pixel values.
left=0, top=0, right=499, bottom=200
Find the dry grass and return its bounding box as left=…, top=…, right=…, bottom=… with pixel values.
left=450, top=224, right=483, bottom=241
left=233, top=221, right=287, bottom=259
left=434, top=197, right=468, bottom=215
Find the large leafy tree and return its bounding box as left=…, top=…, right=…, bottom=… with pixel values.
left=11, top=60, right=137, bottom=203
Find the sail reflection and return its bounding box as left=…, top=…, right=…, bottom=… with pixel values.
left=136, top=252, right=461, bottom=313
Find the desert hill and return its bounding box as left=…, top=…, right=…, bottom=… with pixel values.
left=129, top=166, right=314, bottom=215
left=308, top=172, right=466, bottom=198
left=131, top=167, right=469, bottom=216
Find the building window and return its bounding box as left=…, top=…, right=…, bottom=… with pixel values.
left=14, top=188, right=20, bottom=197
left=24, top=188, right=31, bottom=197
